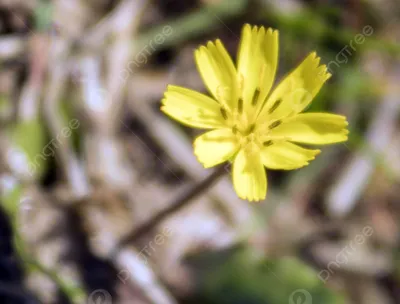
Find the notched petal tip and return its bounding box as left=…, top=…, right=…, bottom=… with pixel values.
left=166, top=84, right=178, bottom=93
left=325, top=72, right=332, bottom=81
left=206, top=41, right=216, bottom=48
left=307, top=51, right=323, bottom=67
left=269, top=28, right=279, bottom=40
left=341, top=128, right=350, bottom=138
left=163, top=91, right=173, bottom=100
left=194, top=48, right=205, bottom=66
left=194, top=48, right=201, bottom=57
left=243, top=23, right=251, bottom=30
left=243, top=24, right=278, bottom=37
left=312, top=149, right=321, bottom=157
left=195, top=45, right=208, bottom=57
left=334, top=115, right=349, bottom=127
left=240, top=24, right=252, bottom=39
left=197, top=45, right=208, bottom=54
left=309, top=51, right=317, bottom=60
left=247, top=197, right=262, bottom=202
left=237, top=192, right=264, bottom=202
left=292, top=162, right=308, bottom=169
left=160, top=96, right=171, bottom=107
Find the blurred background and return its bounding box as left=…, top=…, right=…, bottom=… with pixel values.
left=0, top=0, right=399, bottom=303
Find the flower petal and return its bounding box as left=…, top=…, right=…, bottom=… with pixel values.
left=194, top=40, right=237, bottom=108
left=194, top=129, right=238, bottom=168
left=258, top=52, right=331, bottom=121
left=269, top=113, right=349, bottom=144
left=237, top=24, right=278, bottom=113
left=261, top=141, right=320, bottom=170
left=232, top=148, right=267, bottom=202
left=161, top=85, right=225, bottom=129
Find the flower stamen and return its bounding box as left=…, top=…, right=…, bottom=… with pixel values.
left=268, top=98, right=282, bottom=114
left=252, top=88, right=261, bottom=106
left=248, top=123, right=256, bottom=133
left=162, top=24, right=349, bottom=202
left=238, top=97, right=243, bottom=113
left=269, top=120, right=282, bottom=129
left=220, top=107, right=228, bottom=120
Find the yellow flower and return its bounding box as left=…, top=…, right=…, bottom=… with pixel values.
left=161, top=24, right=348, bottom=202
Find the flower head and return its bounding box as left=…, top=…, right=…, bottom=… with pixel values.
left=161, top=24, right=348, bottom=202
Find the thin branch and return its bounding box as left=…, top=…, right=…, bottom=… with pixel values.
left=112, top=165, right=227, bottom=257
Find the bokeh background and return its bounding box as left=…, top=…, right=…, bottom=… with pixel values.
left=0, top=0, right=399, bottom=303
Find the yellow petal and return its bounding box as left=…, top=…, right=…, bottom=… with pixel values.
left=232, top=148, right=267, bottom=202
left=258, top=52, right=331, bottom=121
left=261, top=141, right=320, bottom=170
left=269, top=113, right=349, bottom=144
left=194, top=128, right=238, bottom=168
left=237, top=24, right=278, bottom=113
left=161, top=85, right=225, bottom=129
left=194, top=40, right=237, bottom=108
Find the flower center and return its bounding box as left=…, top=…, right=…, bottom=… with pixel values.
left=218, top=101, right=282, bottom=150
left=216, top=66, right=286, bottom=149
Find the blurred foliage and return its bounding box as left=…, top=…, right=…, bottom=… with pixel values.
left=1, top=0, right=399, bottom=303
left=187, top=246, right=345, bottom=304
left=34, top=0, right=53, bottom=32
left=9, top=118, right=48, bottom=179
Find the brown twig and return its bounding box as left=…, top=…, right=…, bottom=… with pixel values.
left=111, top=165, right=227, bottom=257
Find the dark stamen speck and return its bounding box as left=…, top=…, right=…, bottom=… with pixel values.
left=269, top=120, right=281, bottom=129
left=248, top=124, right=256, bottom=133
left=238, top=98, right=243, bottom=113
left=252, top=88, right=260, bottom=106
left=220, top=108, right=228, bottom=120
left=268, top=98, right=282, bottom=114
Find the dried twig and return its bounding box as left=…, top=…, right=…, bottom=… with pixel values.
left=113, top=165, right=227, bottom=254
